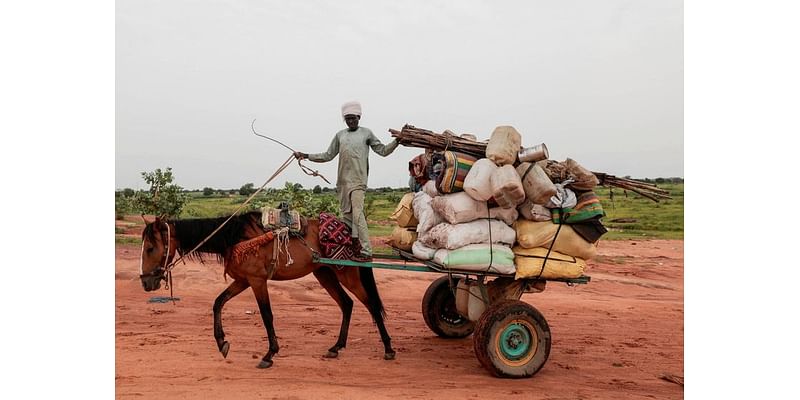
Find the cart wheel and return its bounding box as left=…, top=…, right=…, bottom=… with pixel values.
left=473, top=299, right=551, bottom=378
left=421, top=276, right=475, bottom=338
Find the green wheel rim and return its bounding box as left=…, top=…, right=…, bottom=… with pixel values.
left=499, top=322, right=532, bottom=361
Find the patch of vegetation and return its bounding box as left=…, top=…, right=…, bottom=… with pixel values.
left=597, top=183, right=683, bottom=240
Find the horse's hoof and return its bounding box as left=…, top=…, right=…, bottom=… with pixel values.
left=324, top=351, right=339, bottom=359
left=384, top=352, right=396, bottom=360
left=220, top=341, right=230, bottom=358
left=257, top=360, right=273, bottom=369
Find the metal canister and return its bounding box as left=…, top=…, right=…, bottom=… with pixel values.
left=518, top=143, right=549, bottom=163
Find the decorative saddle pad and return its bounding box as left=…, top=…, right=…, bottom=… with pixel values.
left=318, top=212, right=360, bottom=260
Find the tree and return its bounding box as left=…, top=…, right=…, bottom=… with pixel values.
left=123, top=188, right=135, bottom=197
left=203, top=187, right=215, bottom=196
left=312, top=185, right=322, bottom=194
left=239, top=183, right=256, bottom=196
left=132, top=167, right=188, bottom=217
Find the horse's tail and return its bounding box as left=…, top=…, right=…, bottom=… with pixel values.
left=359, top=267, right=386, bottom=321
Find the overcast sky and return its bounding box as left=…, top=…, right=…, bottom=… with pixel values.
left=116, top=0, right=683, bottom=190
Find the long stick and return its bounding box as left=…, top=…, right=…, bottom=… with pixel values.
left=252, top=119, right=296, bottom=152
left=251, top=119, right=331, bottom=184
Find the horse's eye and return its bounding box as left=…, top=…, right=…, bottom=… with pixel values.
left=146, top=247, right=154, bottom=253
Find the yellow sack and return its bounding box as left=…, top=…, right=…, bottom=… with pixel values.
left=390, top=227, right=417, bottom=251
left=513, top=246, right=586, bottom=279
left=513, top=219, right=597, bottom=260
left=389, top=193, right=418, bottom=228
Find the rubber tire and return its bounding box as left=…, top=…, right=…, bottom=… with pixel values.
left=421, top=275, right=475, bottom=338
left=473, top=299, right=551, bottom=378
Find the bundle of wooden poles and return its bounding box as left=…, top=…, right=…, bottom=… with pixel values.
left=389, top=124, right=672, bottom=202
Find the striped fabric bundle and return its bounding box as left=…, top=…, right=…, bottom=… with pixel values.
left=551, top=191, right=605, bottom=224
left=435, top=151, right=477, bottom=194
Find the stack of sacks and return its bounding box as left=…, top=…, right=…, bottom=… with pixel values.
left=390, top=125, right=608, bottom=280
left=512, top=155, right=607, bottom=280
left=388, top=193, right=418, bottom=251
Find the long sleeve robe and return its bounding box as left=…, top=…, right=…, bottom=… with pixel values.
left=308, top=127, right=399, bottom=212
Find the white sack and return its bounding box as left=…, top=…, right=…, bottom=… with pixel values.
left=419, top=219, right=516, bottom=250
left=413, top=191, right=443, bottom=234
left=412, top=241, right=438, bottom=260
left=431, top=192, right=518, bottom=225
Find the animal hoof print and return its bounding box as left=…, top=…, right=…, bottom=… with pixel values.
left=384, top=352, right=396, bottom=360
left=324, top=351, right=339, bottom=359
left=257, top=360, right=273, bottom=369
left=221, top=342, right=230, bottom=358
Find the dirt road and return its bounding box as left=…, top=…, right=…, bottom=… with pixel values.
left=115, top=239, right=683, bottom=400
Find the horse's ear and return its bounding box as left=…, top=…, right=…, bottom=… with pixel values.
left=142, top=214, right=152, bottom=225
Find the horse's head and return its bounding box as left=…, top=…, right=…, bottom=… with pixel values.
left=139, top=217, right=178, bottom=292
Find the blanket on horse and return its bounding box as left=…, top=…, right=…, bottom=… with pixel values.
left=319, top=212, right=361, bottom=260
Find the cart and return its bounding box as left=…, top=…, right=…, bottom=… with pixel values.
left=313, top=249, right=590, bottom=378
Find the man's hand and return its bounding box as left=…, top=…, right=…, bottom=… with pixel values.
left=293, top=151, right=308, bottom=160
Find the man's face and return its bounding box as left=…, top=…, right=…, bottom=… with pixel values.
left=344, top=114, right=360, bottom=131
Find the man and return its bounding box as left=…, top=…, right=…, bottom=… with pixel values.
left=294, top=101, right=398, bottom=262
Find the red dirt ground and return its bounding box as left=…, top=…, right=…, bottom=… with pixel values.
left=115, top=239, right=683, bottom=400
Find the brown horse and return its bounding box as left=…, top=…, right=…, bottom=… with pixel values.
left=138, top=211, right=395, bottom=368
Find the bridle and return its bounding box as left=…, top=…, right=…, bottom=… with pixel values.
left=139, top=221, right=173, bottom=288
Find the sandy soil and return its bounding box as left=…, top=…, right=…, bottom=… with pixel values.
left=115, top=238, right=683, bottom=400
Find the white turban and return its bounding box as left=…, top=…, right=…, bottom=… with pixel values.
left=341, top=101, right=362, bottom=117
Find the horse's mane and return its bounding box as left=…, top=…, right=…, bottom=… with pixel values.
left=143, top=211, right=264, bottom=263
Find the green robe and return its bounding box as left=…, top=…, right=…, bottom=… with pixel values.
left=309, top=127, right=399, bottom=212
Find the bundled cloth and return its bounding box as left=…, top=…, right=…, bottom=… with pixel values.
left=408, top=153, right=431, bottom=186
left=551, top=191, right=605, bottom=224
left=434, top=151, right=478, bottom=194
left=513, top=246, right=586, bottom=280
left=431, top=192, right=517, bottom=225
left=514, top=219, right=598, bottom=260
left=433, top=244, right=516, bottom=275
left=420, top=219, right=516, bottom=250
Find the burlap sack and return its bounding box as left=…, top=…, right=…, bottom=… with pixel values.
left=485, top=126, right=521, bottom=166
left=513, top=219, right=598, bottom=260
left=513, top=246, right=586, bottom=279
left=389, top=227, right=417, bottom=251
left=388, top=193, right=418, bottom=228
left=563, top=158, right=599, bottom=191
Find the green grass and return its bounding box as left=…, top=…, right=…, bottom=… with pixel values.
left=115, top=235, right=141, bottom=245
left=596, top=183, right=683, bottom=240
left=120, top=183, right=682, bottom=251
